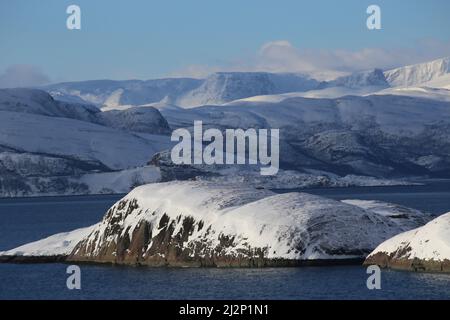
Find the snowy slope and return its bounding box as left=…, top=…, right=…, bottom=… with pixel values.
left=160, top=94, right=450, bottom=177
left=176, top=72, right=320, bottom=108
left=230, top=58, right=449, bottom=102
left=365, top=212, right=450, bottom=272
left=342, top=200, right=429, bottom=231
left=197, top=169, right=415, bottom=189
left=327, top=69, right=389, bottom=88
left=38, top=58, right=450, bottom=109
left=64, top=181, right=426, bottom=266
left=151, top=150, right=416, bottom=189
left=42, top=78, right=202, bottom=108
left=98, top=106, right=171, bottom=134
left=0, top=88, right=172, bottom=134
left=43, top=69, right=392, bottom=110
left=385, top=57, right=450, bottom=87
left=0, top=88, right=173, bottom=172
left=5, top=87, right=441, bottom=181
left=226, top=86, right=385, bottom=103
left=372, top=86, right=450, bottom=102
left=0, top=151, right=88, bottom=177
left=75, top=165, right=161, bottom=194
left=423, top=73, right=450, bottom=90
left=0, top=110, right=170, bottom=170
left=184, top=94, right=450, bottom=137
left=43, top=73, right=320, bottom=109
left=224, top=69, right=389, bottom=104
left=0, top=162, right=162, bottom=197
left=0, top=88, right=99, bottom=121
left=2, top=63, right=450, bottom=195
left=0, top=225, right=97, bottom=257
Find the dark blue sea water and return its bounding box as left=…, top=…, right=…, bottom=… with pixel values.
left=1, top=263, right=450, bottom=300
left=1, top=182, right=450, bottom=300
left=0, top=194, right=121, bottom=251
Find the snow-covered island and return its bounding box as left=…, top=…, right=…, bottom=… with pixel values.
left=0, top=181, right=431, bottom=267
left=364, top=212, right=450, bottom=273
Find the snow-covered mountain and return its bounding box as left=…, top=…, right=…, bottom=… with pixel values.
left=0, top=88, right=174, bottom=196
left=223, top=69, right=389, bottom=103
left=0, top=111, right=161, bottom=169
left=0, top=161, right=162, bottom=197
left=40, top=57, right=450, bottom=110
left=0, top=181, right=430, bottom=265
left=42, top=72, right=321, bottom=109
left=99, top=107, right=170, bottom=134
left=176, top=72, right=321, bottom=108
left=2, top=57, right=450, bottom=196
left=150, top=150, right=416, bottom=189
left=0, top=88, right=171, bottom=134
left=225, top=60, right=450, bottom=103
left=365, top=212, right=450, bottom=273
left=0, top=88, right=99, bottom=121
left=385, top=57, right=450, bottom=88
left=372, top=57, right=450, bottom=102
left=2, top=83, right=450, bottom=197
left=327, top=69, right=389, bottom=88
left=159, top=94, right=450, bottom=178
left=43, top=78, right=203, bottom=109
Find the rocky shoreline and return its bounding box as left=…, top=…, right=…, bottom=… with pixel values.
left=364, top=253, right=450, bottom=273
left=0, top=254, right=364, bottom=268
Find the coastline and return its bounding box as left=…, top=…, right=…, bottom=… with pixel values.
left=0, top=254, right=365, bottom=268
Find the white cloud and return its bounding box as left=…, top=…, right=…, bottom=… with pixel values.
left=171, top=39, right=450, bottom=80
left=0, top=65, right=51, bottom=88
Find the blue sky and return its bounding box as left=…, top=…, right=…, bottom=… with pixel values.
left=1, top=0, right=450, bottom=85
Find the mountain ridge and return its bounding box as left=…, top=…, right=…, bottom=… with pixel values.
left=384, top=57, right=450, bottom=87
left=35, top=56, right=450, bottom=108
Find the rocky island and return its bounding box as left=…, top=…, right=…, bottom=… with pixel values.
left=364, top=212, right=450, bottom=273
left=1, top=181, right=431, bottom=267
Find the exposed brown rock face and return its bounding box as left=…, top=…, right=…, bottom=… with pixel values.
left=364, top=252, right=450, bottom=273
left=68, top=204, right=329, bottom=267
left=67, top=198, right=272, bottom=267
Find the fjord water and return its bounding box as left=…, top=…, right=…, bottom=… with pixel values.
left=1, top=182, right=450, bottom=300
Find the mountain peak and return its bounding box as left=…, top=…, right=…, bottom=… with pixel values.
left=327, top=69, right=389, bottom=89
left=175, top=72, right=321, bottom=108
left=385, top=57, right=450, bottom=87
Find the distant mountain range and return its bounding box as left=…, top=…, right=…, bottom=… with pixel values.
left=41, top=57, right=450, bottom=109
left=43, top=78, right=203, bottom=109
left=43, top=72, right=321, bottom=109
left=1, top=57, right=450, bottom=196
